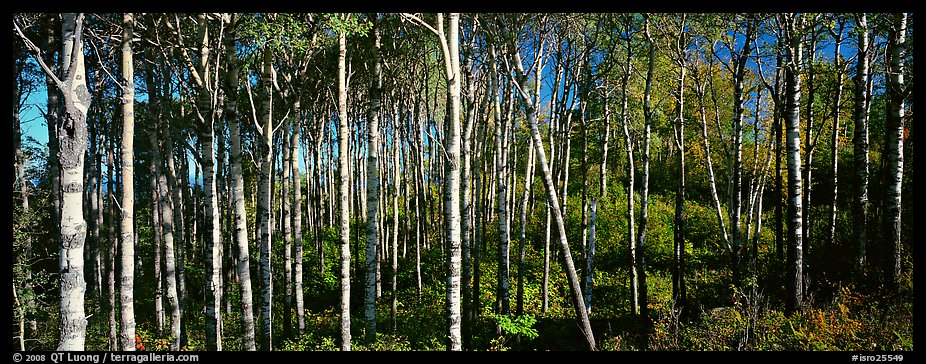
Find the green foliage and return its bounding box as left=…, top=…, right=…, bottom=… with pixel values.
left=494, top=314, right=539, bottom=340
left=323, top=13, right=373, bottom=37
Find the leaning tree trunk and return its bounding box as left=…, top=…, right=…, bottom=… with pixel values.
left=506, top=30, right=597, bottom=350
left=518, top=47, right=541, bottom=317
left=118, top=13, right=137, bottom=351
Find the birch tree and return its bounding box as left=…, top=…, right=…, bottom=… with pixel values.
left=494, top=14, right=597, bottom=351
left=223, top=12, right=257, bottom=351
left=16, top=12, right=91, bottom=351
left=118, top=12, right=137, bottom=351
left=781, top=12, right=805, bottom=314
left=852, top=14, right=871, bottom=270
left=884, top=13, right=908, bottom=290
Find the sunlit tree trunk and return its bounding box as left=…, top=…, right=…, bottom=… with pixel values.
left=337, top=25, right=352, bottom=351
left=884, top=13, right=908, bottom=290
left=118, top=13, right=137, bottom=351
left=258, top=47, right=276, bottom=352
left=503, top=19, right=596, bottom=350
left=489, top=45, right=511, bottom=317
left=364, top=17, right=382, bottom=344
left=45, top=13, right=91, bottom=351
left=291, top=106, right=305, bottom=336
left=282, top=117, right=293, bottom=341
left=618, top=27, right=639, bottom=316
left=782, top=13, right=805, bottom=314
left=223, top=13, right=256, bottom=350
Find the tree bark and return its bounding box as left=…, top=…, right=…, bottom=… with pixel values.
left=223, top=13, right=256, bottom=350
left=118, top=13, right=137, bottom=351
left=257, top=47, right=276, bottom=352
left=618, top=26, right=639, bottom=316
left=337, top=26, right=352, bottom=351
left=55, top=13, right=91, bottom=351
left=884, top=13, right=907, bottom=290
left=826, top=19, right=845, bottom=253
left=439, top=13, right=463, bottom=351
left=852, top=14, right=871, bottom=271
left=147, top=81, right=182, bottom=350
left=637, top=17, right=655, bottom=321
left=292, top=107, right=305, bottom=336
left=364, top=17, right=382, bottom=344
left=782, top=13, right=805, bottom=314
left=504, top=19, right=596, bottom=350
left=490, top=45, right=511, bottom=317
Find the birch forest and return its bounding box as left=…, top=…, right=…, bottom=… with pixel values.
left=12, top=13, right=913, bottom=352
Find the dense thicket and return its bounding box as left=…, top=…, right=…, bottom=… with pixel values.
left=12, top=12, right=913, bottom=351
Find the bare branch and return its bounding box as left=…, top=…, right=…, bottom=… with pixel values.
left=14, top=20, right=63, bottom=87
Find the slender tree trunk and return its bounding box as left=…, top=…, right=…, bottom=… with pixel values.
left=148, top=96, right=182, bottom=351
left=775, top=45, right=785, bottom=263
left=518, top=48, right=541, bottom=317
left=258, top=48, right=275, bottom=352
left=585, top=199, right=597, bottom=314
left=391, top=111, right=400, bottom=334
left=884, top=13, right=907, bottom=290
left=783, top=13, right=805, bottom=314
left=600, top=100, right=610, bottom=199
left=152, top=172, right=164, bottom=336
left=364, top=18, right=382, bottom=344
left=619, top=30, right=639, bottom=316
left=826, top=23, right=845, bottom=253
left=337, top=27, right=352, bottom=351
left=852, top=14, right=871, bottom=271
left=672, top=35, right=687, bottom=312
left=461, top=44, right=477, bottom=350
left=223, top=14, right=256, bottom=350
left=473, top=116, right=486, bottom=319
left=44, top=16, right=62, bottom=259
left=106, top=140, right=117, bottom=351
left=163, top=107, right=186, bottom=348
left=637, top=18, right=656, bottom=322
left=490, top=46, right=510, bottom=317
left=282, top=119, right=293, bottom=341
left=802, top=30, right=818, bottom=259
left=523, top=78, right=596, bottom=352
left=438, top=13, right=464, bottom=351
left=291, top=107, right=305, bottom=336
left=506, top=29, right=596, bottom=350
left=729, top=19, right=755, bottom=285
left=118, top=13, right=137, bottom=351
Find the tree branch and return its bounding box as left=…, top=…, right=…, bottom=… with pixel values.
left=14, top=20, right=63, bottom=88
